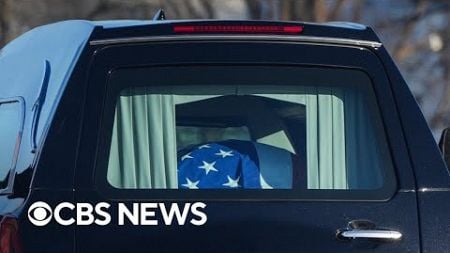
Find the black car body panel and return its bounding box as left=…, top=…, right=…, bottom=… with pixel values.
left=0, top=20, right=449, bottom=253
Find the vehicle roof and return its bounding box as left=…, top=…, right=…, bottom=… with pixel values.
left=0, top=20, right=161, bottom=155
left=0, top=19, right=379, bottom=160
left=0, top=21, right=96, bottom=157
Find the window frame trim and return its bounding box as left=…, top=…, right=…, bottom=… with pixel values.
left=0, top=96, right=25, bottom=195
left=93, top=65, right=398, bottom=201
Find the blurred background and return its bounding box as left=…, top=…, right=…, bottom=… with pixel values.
left=0, top=0, right=448, bottom=140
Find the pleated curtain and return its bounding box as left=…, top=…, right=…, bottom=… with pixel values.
left=107, top=92, right=178, bottom=189
left=258, top=87, right=383, bottom=190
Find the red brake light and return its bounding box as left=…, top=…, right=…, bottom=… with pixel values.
left=173, top=25, right=303, bottom=34
left=0, top=217, right=22, bottom=253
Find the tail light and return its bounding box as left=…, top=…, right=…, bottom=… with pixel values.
left=173, top=25, right=304, bottom=34
left=0, top=217, right=22, bottom=253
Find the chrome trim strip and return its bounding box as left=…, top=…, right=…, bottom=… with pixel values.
left=398, top=189, right=416, bottom=193
left=419, top=187, right=450, bottom=192
left=90, top=35, right=382, bottom=48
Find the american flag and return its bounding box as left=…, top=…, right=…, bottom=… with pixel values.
left=177, top=140, right=273, bottom=189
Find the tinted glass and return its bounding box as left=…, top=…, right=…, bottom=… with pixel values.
left=104, top=68, right=393, bottom=191
left=0, top=101, right=21, bottom=189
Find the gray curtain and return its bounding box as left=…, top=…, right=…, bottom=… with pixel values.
left=107, top=91, right=178, bottom=188
left=258, top=86, right=384, bottom=190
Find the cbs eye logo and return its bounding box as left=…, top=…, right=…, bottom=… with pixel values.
left=28, top=201, right=53, bottom=226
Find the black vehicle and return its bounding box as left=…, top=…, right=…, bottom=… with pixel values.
left=0, top=16, right=449, bottom=253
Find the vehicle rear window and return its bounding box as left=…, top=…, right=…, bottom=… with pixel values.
left=0, top=100, right=22, bottom=190
left=104, top=67, right=393, bottom=191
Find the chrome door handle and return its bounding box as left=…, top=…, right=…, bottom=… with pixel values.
left=337, top=220, right=402, bottom=242
left=339, top=229, right=402, bottom=240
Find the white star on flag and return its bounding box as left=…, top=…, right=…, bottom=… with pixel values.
left=223, top=175, right=240, bottom=188
left=181, top=152, right=193, bottom=161
left=215, top=149, right=234, bottom=158
left=182, top=178, right=199, bottom=189
left=198, top=144, right=211, bottom=149
left=198, top=161, right=218, bottom=175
